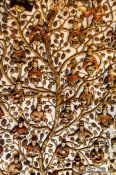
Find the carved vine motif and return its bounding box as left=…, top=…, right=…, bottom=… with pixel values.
left=0, top=0, right=116, bottom=175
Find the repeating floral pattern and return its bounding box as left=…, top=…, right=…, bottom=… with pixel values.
left=0, top=0, right=116, bottom=175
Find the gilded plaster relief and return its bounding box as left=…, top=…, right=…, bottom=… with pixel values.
left=0, top=0, right=116, bottom=175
